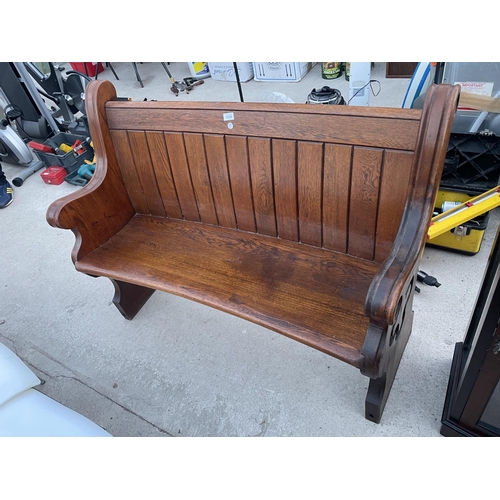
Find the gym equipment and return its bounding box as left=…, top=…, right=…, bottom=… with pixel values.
left=0, top=117, right=45, bottom=187
left=0, top=62, right=59, bottom=186
left=23, top=62, right=91, bottom=136
left=0, top=62, right=93, bottom=186
left=0, top=62, right=58, bottom=140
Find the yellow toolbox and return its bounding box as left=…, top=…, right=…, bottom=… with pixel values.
left=427, top=189, right=491, bottom=255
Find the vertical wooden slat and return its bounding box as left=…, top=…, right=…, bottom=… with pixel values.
left=348, top=147, right=383, bottom=260
left=323, top=144, right=352, bottom=253
left=298, top=141, right=323, bottom=247
left=273, top=139, right=298, bottom=242
left=164, top=133, right=200, bottom=222
left=184, top=133, right=218, bottom=226
left=204, top=135, right=237, bottom=229
left=374, top=151, right=413, bottom=263
left=145, top=132, right=182, bottom=219
left=226, top=136, right=256, bottom=233
left=248, top=137, right=276, bottom=237
left=127, top=131, right=166, bottom=217
left=110, top=130, right=149, bottom=214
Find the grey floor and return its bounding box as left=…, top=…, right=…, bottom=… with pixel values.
left=1, top=62, right=498, bottom=436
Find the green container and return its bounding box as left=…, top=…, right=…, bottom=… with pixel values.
left=322, top=62, right=342, bottom=79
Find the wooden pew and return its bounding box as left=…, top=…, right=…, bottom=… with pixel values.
left=47, top=80, right=459, bottom=422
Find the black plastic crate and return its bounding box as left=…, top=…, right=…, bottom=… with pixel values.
left=441, top=133, right=500, bottom=194
left=37, top=132, right=94, bottom=173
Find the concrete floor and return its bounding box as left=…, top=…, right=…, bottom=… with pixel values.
left=1, top=62, right=499, bottom=436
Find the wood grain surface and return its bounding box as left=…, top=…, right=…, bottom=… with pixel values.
left=107, top=105, right=420, bottom=151
left=183, top=133, right=218, bottom=225
left=273, top=139, right=298, bottom=242
left=163, top=133, right=200, bottom=222
left=225, top=136, right=256, bottom=233
left=47, top=80, right=461, bottom=422
left=107, top=128, right=415, bottom=260
left=204, top=134, right=237, bottom=229
left=248, top=137, right=277, bottom=237
left=145, top=131, right=182, bottom=219
left=76, top=216, right=378, bottom=365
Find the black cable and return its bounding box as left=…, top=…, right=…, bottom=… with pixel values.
left=347, top=79, right=381, bottom=105
left=417, top=270, right=441, bottom=288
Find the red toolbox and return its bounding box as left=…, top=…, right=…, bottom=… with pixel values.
left=40, top=166, right=67, bottom=185
left=69, top=62, right=103, bottom=77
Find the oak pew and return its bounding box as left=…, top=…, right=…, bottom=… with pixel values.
left=47, top=80, right=459, bottom=422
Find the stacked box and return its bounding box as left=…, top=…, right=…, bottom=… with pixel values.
left=252, top=62, right=315, bottom=82
left=208, top=63, right=254, bottom=82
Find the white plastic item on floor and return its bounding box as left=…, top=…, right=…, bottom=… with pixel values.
left=0, top=342, right=111, bottom=437
left=0, top=341, right=41, bottom=404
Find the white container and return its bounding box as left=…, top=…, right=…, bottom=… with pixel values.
left=348, top=62, right=371, bottom=106
left=187, top=62, right=211, bottom=79
left=253, top=62, right=315, bottom=82
left=208, top=62, right=254, bottom=82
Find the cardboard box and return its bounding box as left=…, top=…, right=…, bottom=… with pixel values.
left=208, top=63, right=254, bottom=82
left=253, top=62, right=315, bottom=82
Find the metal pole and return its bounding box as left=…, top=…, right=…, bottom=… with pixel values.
left=233, top=62, right=244, bottom=103
left=12, top=159, right=45, bottom=187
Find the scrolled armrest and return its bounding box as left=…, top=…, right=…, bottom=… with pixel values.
left=365, top=83, right=460, bottom=327
left=365, top=225, right=422, bottom=327
left=46, top=80, right=135, bottom=263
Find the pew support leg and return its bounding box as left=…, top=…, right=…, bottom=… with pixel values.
left=365, top=308, right=414, bottom=423
left=111, top=279, right=155, bottom=320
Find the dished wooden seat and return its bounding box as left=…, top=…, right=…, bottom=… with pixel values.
left=76, top=216, right=379, bottom=365
left=47, top=80, right=460, bottom=423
